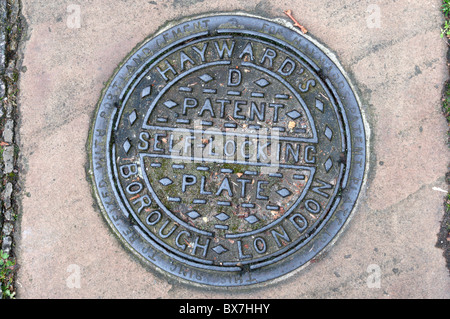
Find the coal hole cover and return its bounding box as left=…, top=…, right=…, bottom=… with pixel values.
left=89, top=13, right=367, bottom=287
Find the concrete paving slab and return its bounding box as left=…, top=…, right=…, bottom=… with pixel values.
left=14, top=0, right=450, bottom=298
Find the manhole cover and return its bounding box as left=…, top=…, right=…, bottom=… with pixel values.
left=89, top=13, right=366, bottom=287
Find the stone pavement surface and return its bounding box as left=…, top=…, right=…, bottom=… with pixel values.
left=14, top=0, right=450, bottom=298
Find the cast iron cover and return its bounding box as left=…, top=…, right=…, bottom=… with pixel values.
left=88, top=13, right=366, bottom=287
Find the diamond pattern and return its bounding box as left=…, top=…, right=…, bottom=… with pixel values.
left=287, top=110, right=301, bottom=120
left=186, top=211, right=201, bottom=219
left=325, top=157, right=333, bottom=172
left=276, top=188, right=292, bottom=198
left=141, top=86, right=151, bottom=98
left=215, top=213, right=230, bottom=221
left=315, top=99, right=324, bottom=112
left=325, top=126, right=333, bottom=141
left=128, top=110, right=137, bottom=125
left=254, top=78, right=270, bottom=87
left=159, top=178, right=173, bottom=186
left=123, top=139, right=131, bottom=154
left=245, top=215, right=259, bottom=224
left=199, top=73, right=213, bottom=83
left=212, top=245, right=228, bottom=254
left=164, top=100, right=178, bottom=109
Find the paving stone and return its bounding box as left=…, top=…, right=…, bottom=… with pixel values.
left=2, top=221, right=13, bottom=237
left=0, top=0, right=6, bottom=72
left=4, top=209, right=14, bottom=222
left=3, top=119, right=14, bottom=143
left=1, top=236, right=12, bottom=254
left=2, top=182, right=13, bottom=210
left=3, top=146, right=14, bottom=174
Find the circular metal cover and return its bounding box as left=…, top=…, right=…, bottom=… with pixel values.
left=88, top=13, right=366, bottom=287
